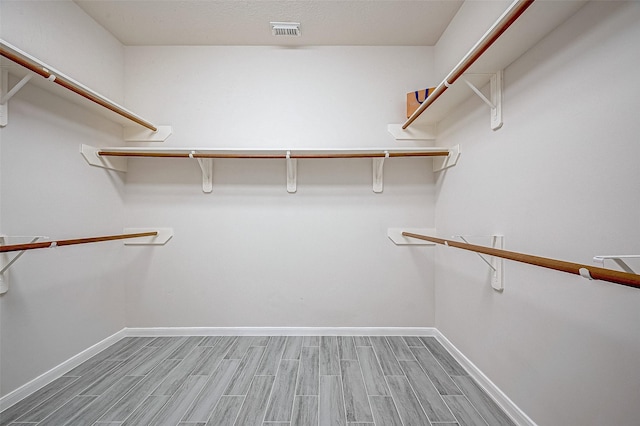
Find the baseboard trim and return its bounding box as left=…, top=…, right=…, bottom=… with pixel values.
left=123, top=326, right=438, bottom=337
left=0, top=328, right=127, bottom=412
left=432, top=330, right=537, bottom=426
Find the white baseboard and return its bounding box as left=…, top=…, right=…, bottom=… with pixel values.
left=1, top=326, right=534, bottom=426
left=0, top=328, right=127, bottom=412
left=432, top=330, right=537, bottom=426
left=123, top=326, right=438, bottom=337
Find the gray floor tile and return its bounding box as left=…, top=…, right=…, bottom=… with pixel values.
left=420, top=337, right=467, bottom=376
left=256, top=336, right=287, bottom=376
left=296, top=347, right=319, bottom=396
left=386, top=375, right=432, bottom=426
left=283, top=336, right=304, bottom=360
left=192, top=336, right=238, bottom=376
left=355, top=347, right=389, bottom=396
left=443, top=395, right=488, bottom=426
left=225, top=336, right=256, bottom=359
left=61, top=375, right=143, bottom=425
left=386, top=337, right=416, bottom=361
left=411, top=347, right=462, bottom=396
left=98, top=359, right=182, bottom=422
left=80, top=347, right=156, bottom=396
left=37, top=395, right=97, bottom=426
left=319, top=375, right=346, bottom=426
left=15, top=360, right=121, bottom=423
left=291, top=395, right=318, bottom=426
left=352, top=337, right=371, bottom=347
left=320, top=337, right=340, bottom=375
left=400, top=361, right=456, bottom=422
left=199, top=336, right=221, bottom=347
left=340, top=360, right=373, bottom=423
left=225, top=346, right=266, bottom=395
left=369, top=337, right=403, bottom=376
left=402, top=336, right=424, bottom=347
left=337, top=337, right=357, bottom=360
left=253, top=336, right=271, bottom=346
left=153, top=375, right=209, bottom=425
left=127, top=337, right=189, bottom=376
left=121, top=395, right=171, bottom=425
left=302, top=336, right=320, bottom=347
left=167, top=336, right=205, bottom=360
left=183, top=359, right=241, bottom=422
left=451, top=376, right=515, bottom=426
left=369, top=396, right=403, bottom=426
left=205, top=395, right=244, bottom=425
left=264, top=360, right=299, bottom=422
left=233, top=375, right=275, bottom=425
left=153, top=347, right=212, bottom=396
left=0, top=376, right=78, bottom=425
left=105, top=338, right=153, bottom=361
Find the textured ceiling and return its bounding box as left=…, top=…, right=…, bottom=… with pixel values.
left=74, top=0, right=463, bottom=46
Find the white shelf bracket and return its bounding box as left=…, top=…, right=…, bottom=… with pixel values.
left=1, top=69, right=34, bottom=127
left=286, top=151, right=297, bottom=193
left=190, top=151, right=212, bottom=193
left=1, top=236, right=42, bottom=295
left=464, top=70, right=503, bottom=130
left=433, top=144, right=460, bottom=172
left=80, top=144, right=128, bottom=172
left=593, top=255, right=639, bottom=274
left=372, top=151, right=389, bottom=193
left=456, top=235, right=504, bottom=291
left=124, top=125, right=173, bottom=142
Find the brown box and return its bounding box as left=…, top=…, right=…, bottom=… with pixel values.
left=407, top=87, right=435, bottom=118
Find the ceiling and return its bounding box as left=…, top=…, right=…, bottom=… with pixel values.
left=74, top=1, right=464, bottom=46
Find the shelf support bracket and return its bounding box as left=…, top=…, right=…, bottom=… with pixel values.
left=464, top=70, right=503, bottom=130
left=190, top=151, right=212, bottom=193
left=433, top=144, right=460, bottom=172
left=286, top=151, right=297, bottom=193
left=593, top=255, right=639, bottom=274
left=80, top=144, right=127, bottom=172
left=1, top=69, right=33, bottom=127
left=1, top=236, right=42, bottom=295
left=372, top=151, right=389, bottom=193
left=456, top=235, right=504, bottom=291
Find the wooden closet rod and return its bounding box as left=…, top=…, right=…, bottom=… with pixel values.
left=0, top=232, right=157, bottom=254
left=0, top=45, right=158, bottom=132
left=402, top=0, right=534, bottom=129
left=402, top=232, right=640, bottom=289
left=97, top=150, right=450, bottom=159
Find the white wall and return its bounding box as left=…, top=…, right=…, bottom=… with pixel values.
left=434, top=2, right=640, bottom=424
left=0, top=1, right=127, bottom=397
left=121, top=46, right=438, bottom=328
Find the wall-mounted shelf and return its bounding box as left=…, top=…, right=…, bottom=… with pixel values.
left=80, top=145, right=458, bottom=193
left=0, top=39, right=171, bottom=140
left=390, top=0, right=587, bottom=139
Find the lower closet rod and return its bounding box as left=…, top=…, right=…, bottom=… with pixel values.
left=0, top=231, right=157, bottom=253
left=402, top=232, right=640, bottom=289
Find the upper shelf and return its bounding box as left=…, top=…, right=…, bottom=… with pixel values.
left=0, top=39, right=158, bottom=131
left=394, top=0, right=587, bottom=135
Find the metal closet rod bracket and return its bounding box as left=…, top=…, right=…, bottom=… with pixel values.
left=452, top=235, right=504, bottom=291
left=462, top=70, right=503, bottom=131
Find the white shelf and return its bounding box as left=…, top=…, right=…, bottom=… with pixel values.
left=394, top=0, right=587, bottom=135
left=81, top=145, right=459, bottom=194
left=0, top=39, right=164, bottom=134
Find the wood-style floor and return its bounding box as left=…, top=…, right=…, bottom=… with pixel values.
left=0, top=336, right=516, bottom=425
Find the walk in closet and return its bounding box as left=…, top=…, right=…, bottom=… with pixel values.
left=1, top=1, right=639, bottom=425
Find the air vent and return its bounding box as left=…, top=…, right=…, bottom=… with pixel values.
left=271, top=22, right=301, bottom=37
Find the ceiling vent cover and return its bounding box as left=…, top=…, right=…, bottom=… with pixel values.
left=271, top=22, right=301, bottom=37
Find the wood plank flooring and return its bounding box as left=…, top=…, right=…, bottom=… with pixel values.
left=0, top=336, right=516, bottom=426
